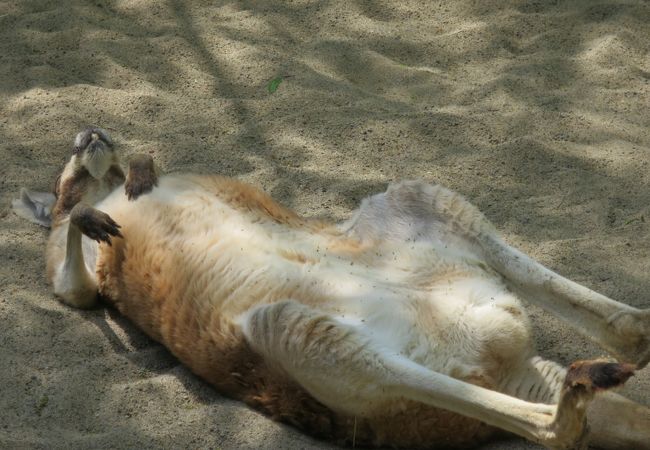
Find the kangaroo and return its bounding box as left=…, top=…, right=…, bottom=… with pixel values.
left=15, top=127, right=650, bottom=449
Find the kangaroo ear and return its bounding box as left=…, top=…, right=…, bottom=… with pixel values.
left=12, top=188, right=56, bottom=228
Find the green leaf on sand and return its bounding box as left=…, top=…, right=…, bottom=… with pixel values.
left=267, top=76, right=283, bottom=94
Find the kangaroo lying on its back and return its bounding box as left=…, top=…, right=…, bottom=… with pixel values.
left=16, top=128, right=650, bottom=449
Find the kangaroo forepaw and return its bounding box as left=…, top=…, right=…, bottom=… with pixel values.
left=70, top=203, right=122, bottom=245
left=125, top=154, right=157, bottom=201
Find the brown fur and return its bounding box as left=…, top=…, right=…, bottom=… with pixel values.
left=52, top=164, right=125, bottom=225
left=105, top=165, right=126, bottom=194
left=125, top=154, right=157, bottom=200
left=51, top=167, right=92, bottom=225
left=186, top=175, right=326, bottom=230
left=91, top=176, right=499, bottom=449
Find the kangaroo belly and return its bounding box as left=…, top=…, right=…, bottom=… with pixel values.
left=94, top=173, right=532, bottom=379
left=91, top=174, right=526, bottom=448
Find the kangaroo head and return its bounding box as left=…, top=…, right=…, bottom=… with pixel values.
left=13, top=127, right=124, bottom=228
left=69, top=127, right=116, bottom=179
left=50, top=127, right=124, bottom=224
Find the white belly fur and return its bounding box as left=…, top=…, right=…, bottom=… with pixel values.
left=94, top=174, right=533, bottom=386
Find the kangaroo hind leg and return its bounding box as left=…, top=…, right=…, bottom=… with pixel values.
left=477, top=221, right=650, bottom=367
left=346, top=180, right=650, bottom=368
left=587, top=390, right=650, bottom=449
left=240, top=300, right=634, bottom=449
left=340, top=180, right=494, bottom=246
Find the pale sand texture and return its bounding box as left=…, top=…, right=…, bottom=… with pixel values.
left=1, top=0, right=649, bottom=449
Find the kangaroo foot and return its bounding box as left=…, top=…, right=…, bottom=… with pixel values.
left=605, top=309, right=650, bottom=369
left=540, top=360, right=635, bottom=450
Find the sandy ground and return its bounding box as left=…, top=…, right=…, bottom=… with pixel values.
left=1, top=0, right=649, bottom=448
